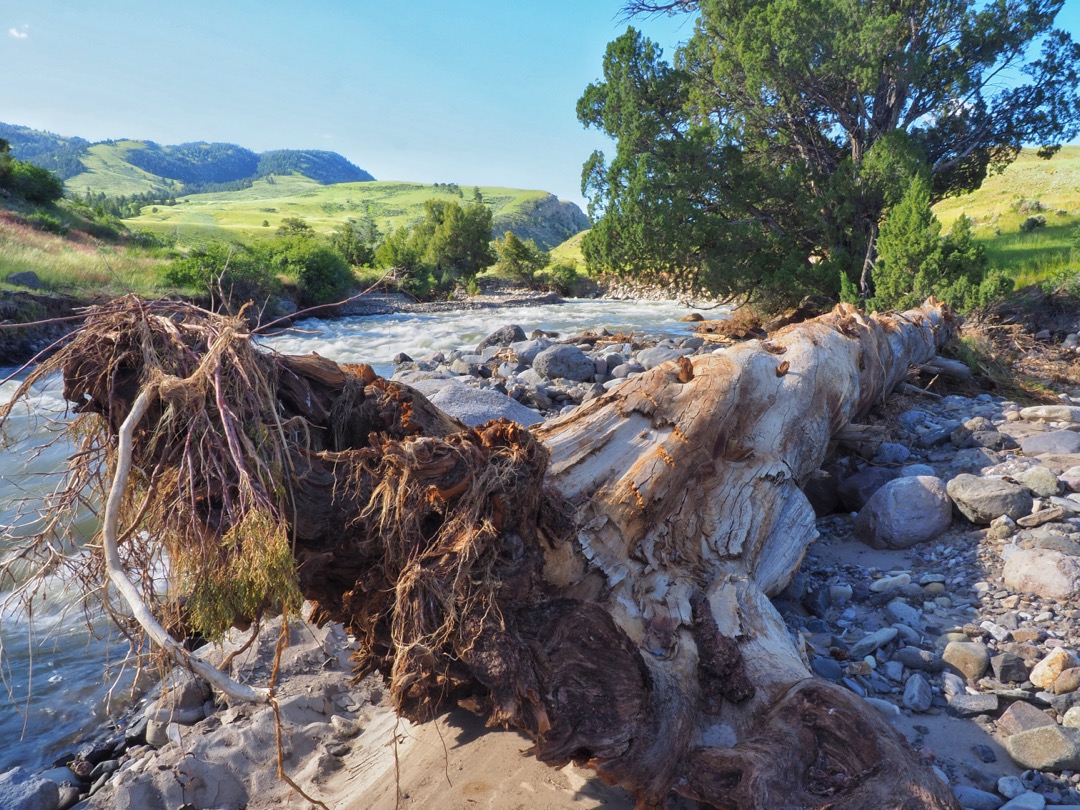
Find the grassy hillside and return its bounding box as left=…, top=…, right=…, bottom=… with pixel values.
left=934, top=146, right=1080, bottom=284
left=67, top=141, right=181, bottom=197
left=124, top=179, right=583, bottom=250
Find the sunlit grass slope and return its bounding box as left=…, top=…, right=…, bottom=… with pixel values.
left=934, top=146, right=1080, bottom=284
left=124, top=178, right=551, bottom=243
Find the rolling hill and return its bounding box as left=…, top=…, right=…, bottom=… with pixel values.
left=2, top=122, right=590, bottom=250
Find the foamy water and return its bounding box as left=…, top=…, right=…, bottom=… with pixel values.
left=0, top=297, right=718, bottom=771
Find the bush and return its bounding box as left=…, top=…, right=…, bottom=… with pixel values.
left=1, top=160, right=64, bottom=205
left=25, top=212, right=68, bottom=235
left=534, top=261, right=585, bottom=295
left=165, top=242, right=280, bottom=311
left=1020, top=215, right=1047, bottom=232
left=265, top=236, right=355, bottom=306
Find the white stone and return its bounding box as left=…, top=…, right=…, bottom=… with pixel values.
left=1029, top=648, right=1079, bottom=690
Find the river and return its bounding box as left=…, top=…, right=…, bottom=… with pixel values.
left=0, top=297, right=717, bottom=772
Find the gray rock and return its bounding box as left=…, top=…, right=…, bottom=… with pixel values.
left=853, top=476, right=951, bottom=549
left=894, top=646, right=943, bottom=672
left=902, top=672, right=933, bottom=712
left=996, top=700, right=1057, bottom=736
left=942, top=640, right=990, bottom=680
left=1001, top=547, right=1080, bottom=600
left=1015, top=466, right=1064, bottom=497
left=999, top=793, right=1047, bottom=810
left=947, top=692, right=999, bottom=716
left=426, top=386, right=543, bottom=428
left=949, top=447, right=1004, bottom=475
left=533, top=344, right=597, bottom=382
left=476, top=324, right=526, bottom=353
left=997, top=775, right=1027, bottom=800
left=849, top=627, right=898, bottom=659
left=873, top=442, right=911, bottom=465
left=637, top=346, right=691, bottom=370
left=803, top=468, right=839, bottom=516
left=837, top=466, right=900, bottom=512
left=1021, top=430, right=1080, bottom=456
left=946, top=474, right=1033, bottom=524
left=952, top=785, right=1004, bottom=810
left=509, top=338, right=554, bottom=365
left=901, top=463, right=937, bottom=477
left=6, top=271, right=42, bottom=289
left=0, top=767, right=59, bottom=810
left=885, top=599, right=922, bottom=628
left=1002, top=725, right=1080, bottom=770
left=1020, top=405, right=1080, bottom=423
left=991, top=652, right=1029, bottom=684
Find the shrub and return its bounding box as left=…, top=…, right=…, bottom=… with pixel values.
left=1020, top=215, right=1047, bottom=232
left=4, top=161, right=64, bottom=205
left=534, top=260, right=586, bottom=295
left=165, top=242, right=280, bottom=311
left=265, top=236, right=355, bottom=306
left=25, top=212, right=68, bottom=235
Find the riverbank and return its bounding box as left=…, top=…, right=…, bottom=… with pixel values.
left=5, top=296, right=1080, bottom=810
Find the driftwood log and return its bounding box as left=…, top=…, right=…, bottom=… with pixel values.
left=6, top=297, right=962, bottom=809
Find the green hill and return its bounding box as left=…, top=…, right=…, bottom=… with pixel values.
left=126, top=178, right=589, bottom=250
left=1, top=123, right=374, bottom=196
left=2, top=122, right=590, bottom=250
left=934, top=145, right=1080, bottom=284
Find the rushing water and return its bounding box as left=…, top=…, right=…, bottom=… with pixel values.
left=0, top=297, right=717, bottom=772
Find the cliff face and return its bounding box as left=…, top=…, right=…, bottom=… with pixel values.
left=493, top=193, right=590, bottom=251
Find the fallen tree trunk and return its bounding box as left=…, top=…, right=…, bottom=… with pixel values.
left=1, top=297, right=961, bottom=809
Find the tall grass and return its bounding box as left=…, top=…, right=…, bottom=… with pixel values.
left=0, top=215, right=168, bottom=297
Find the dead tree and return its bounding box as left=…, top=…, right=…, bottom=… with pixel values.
left=0, top=296, right=961, bottom=809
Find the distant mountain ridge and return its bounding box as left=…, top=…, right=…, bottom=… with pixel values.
left=0, top=122, right=374, bottom=193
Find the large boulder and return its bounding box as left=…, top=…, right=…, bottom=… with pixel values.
left=946, top=474, right=1032, bottom=524
left=532, top=344, right=597, bottom=382
left=427, top=385, right=543, bottom=428
left=1002, top=547, right=1080, bottom=600
left=637, top=346, right=692, bottom=370
left=1021, top=430, right=1080, bottom=456
left=475, top=325, right=527, bottom=354
left=853, top=476, right=951, bottom=549
left=0, top=767, right=59, bottom=810
left=1019, top=405, right=1080, bottom=423
left=1002, top=725, right=1080, bottom=771
left=509, top=338, right=554, bottom=365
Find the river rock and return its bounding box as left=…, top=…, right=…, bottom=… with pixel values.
left=942, top=640, right=990, bottom=680
left=1016, top=466, right=1064, bottom=497
left=1001, top=547, right=1080, bottom=600
left=837, top=466, right=900, bottom=512
left=1021, top=430, right=1080, bottom=456
left=894, top=646, right=943, bottom=672
left=903, top=672, right=933, bottom=712
left=947, top=693, right=999, bottom=716
left=991, top=652, right=1029, bottom=684
left=509, top=338, right=553, bottom=365
left=637, top=345, right=691, bottom=370
left=427, top=385, right=543, bottom=427
left=1002, top=725, right=1080, bottom=770
left=1064, top=706, right=1080, bottom=728
left=0, top=767, right=59, bottom=810
left=952, top=785, right=1005, bottom=810
left=1029, top=648, right=1080, bottom=690
left=849, top=627, right=898, bottom=659
left=1019, top=405, right=1080, bottom=423
left=1054, top=667, right=1080, bottom=695
left=475, top=324, right=526, bottom=353
left=532, top=344, right=596, bottom=382
left=873, top=442, right=911, bottom=465
left=996, top=701, right=1057, bottom=737
left=1000, top=793, right=1047, bottom=810
left=946, top=474, right=1033, bottom=524
left=853, top=475, right=951, bottom=549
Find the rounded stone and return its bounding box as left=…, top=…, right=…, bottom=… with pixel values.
left=853, top=476, right=951, bottom=549
left=946, top=474, right=1033, bottom=524
left=942, top=640, right=990, bottom=681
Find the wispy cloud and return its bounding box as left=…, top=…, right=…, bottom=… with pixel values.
left=8, top=24, right=29, bottom=40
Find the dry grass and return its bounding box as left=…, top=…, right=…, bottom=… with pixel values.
left=0, top=212, right=168, bottom=298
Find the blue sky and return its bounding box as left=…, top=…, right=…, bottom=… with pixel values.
left=2, top=2, right=1077, bottom=209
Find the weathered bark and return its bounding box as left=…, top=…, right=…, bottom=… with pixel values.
left=31, top=298, right=961, bottom=809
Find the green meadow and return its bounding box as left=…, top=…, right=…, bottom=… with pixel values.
left=123, top=177, right=552, bottom=244
left=934, top=146, right=1080, bottom=285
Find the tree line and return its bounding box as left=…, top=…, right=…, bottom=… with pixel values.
left=580, top=0, right=1080, bottom=312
